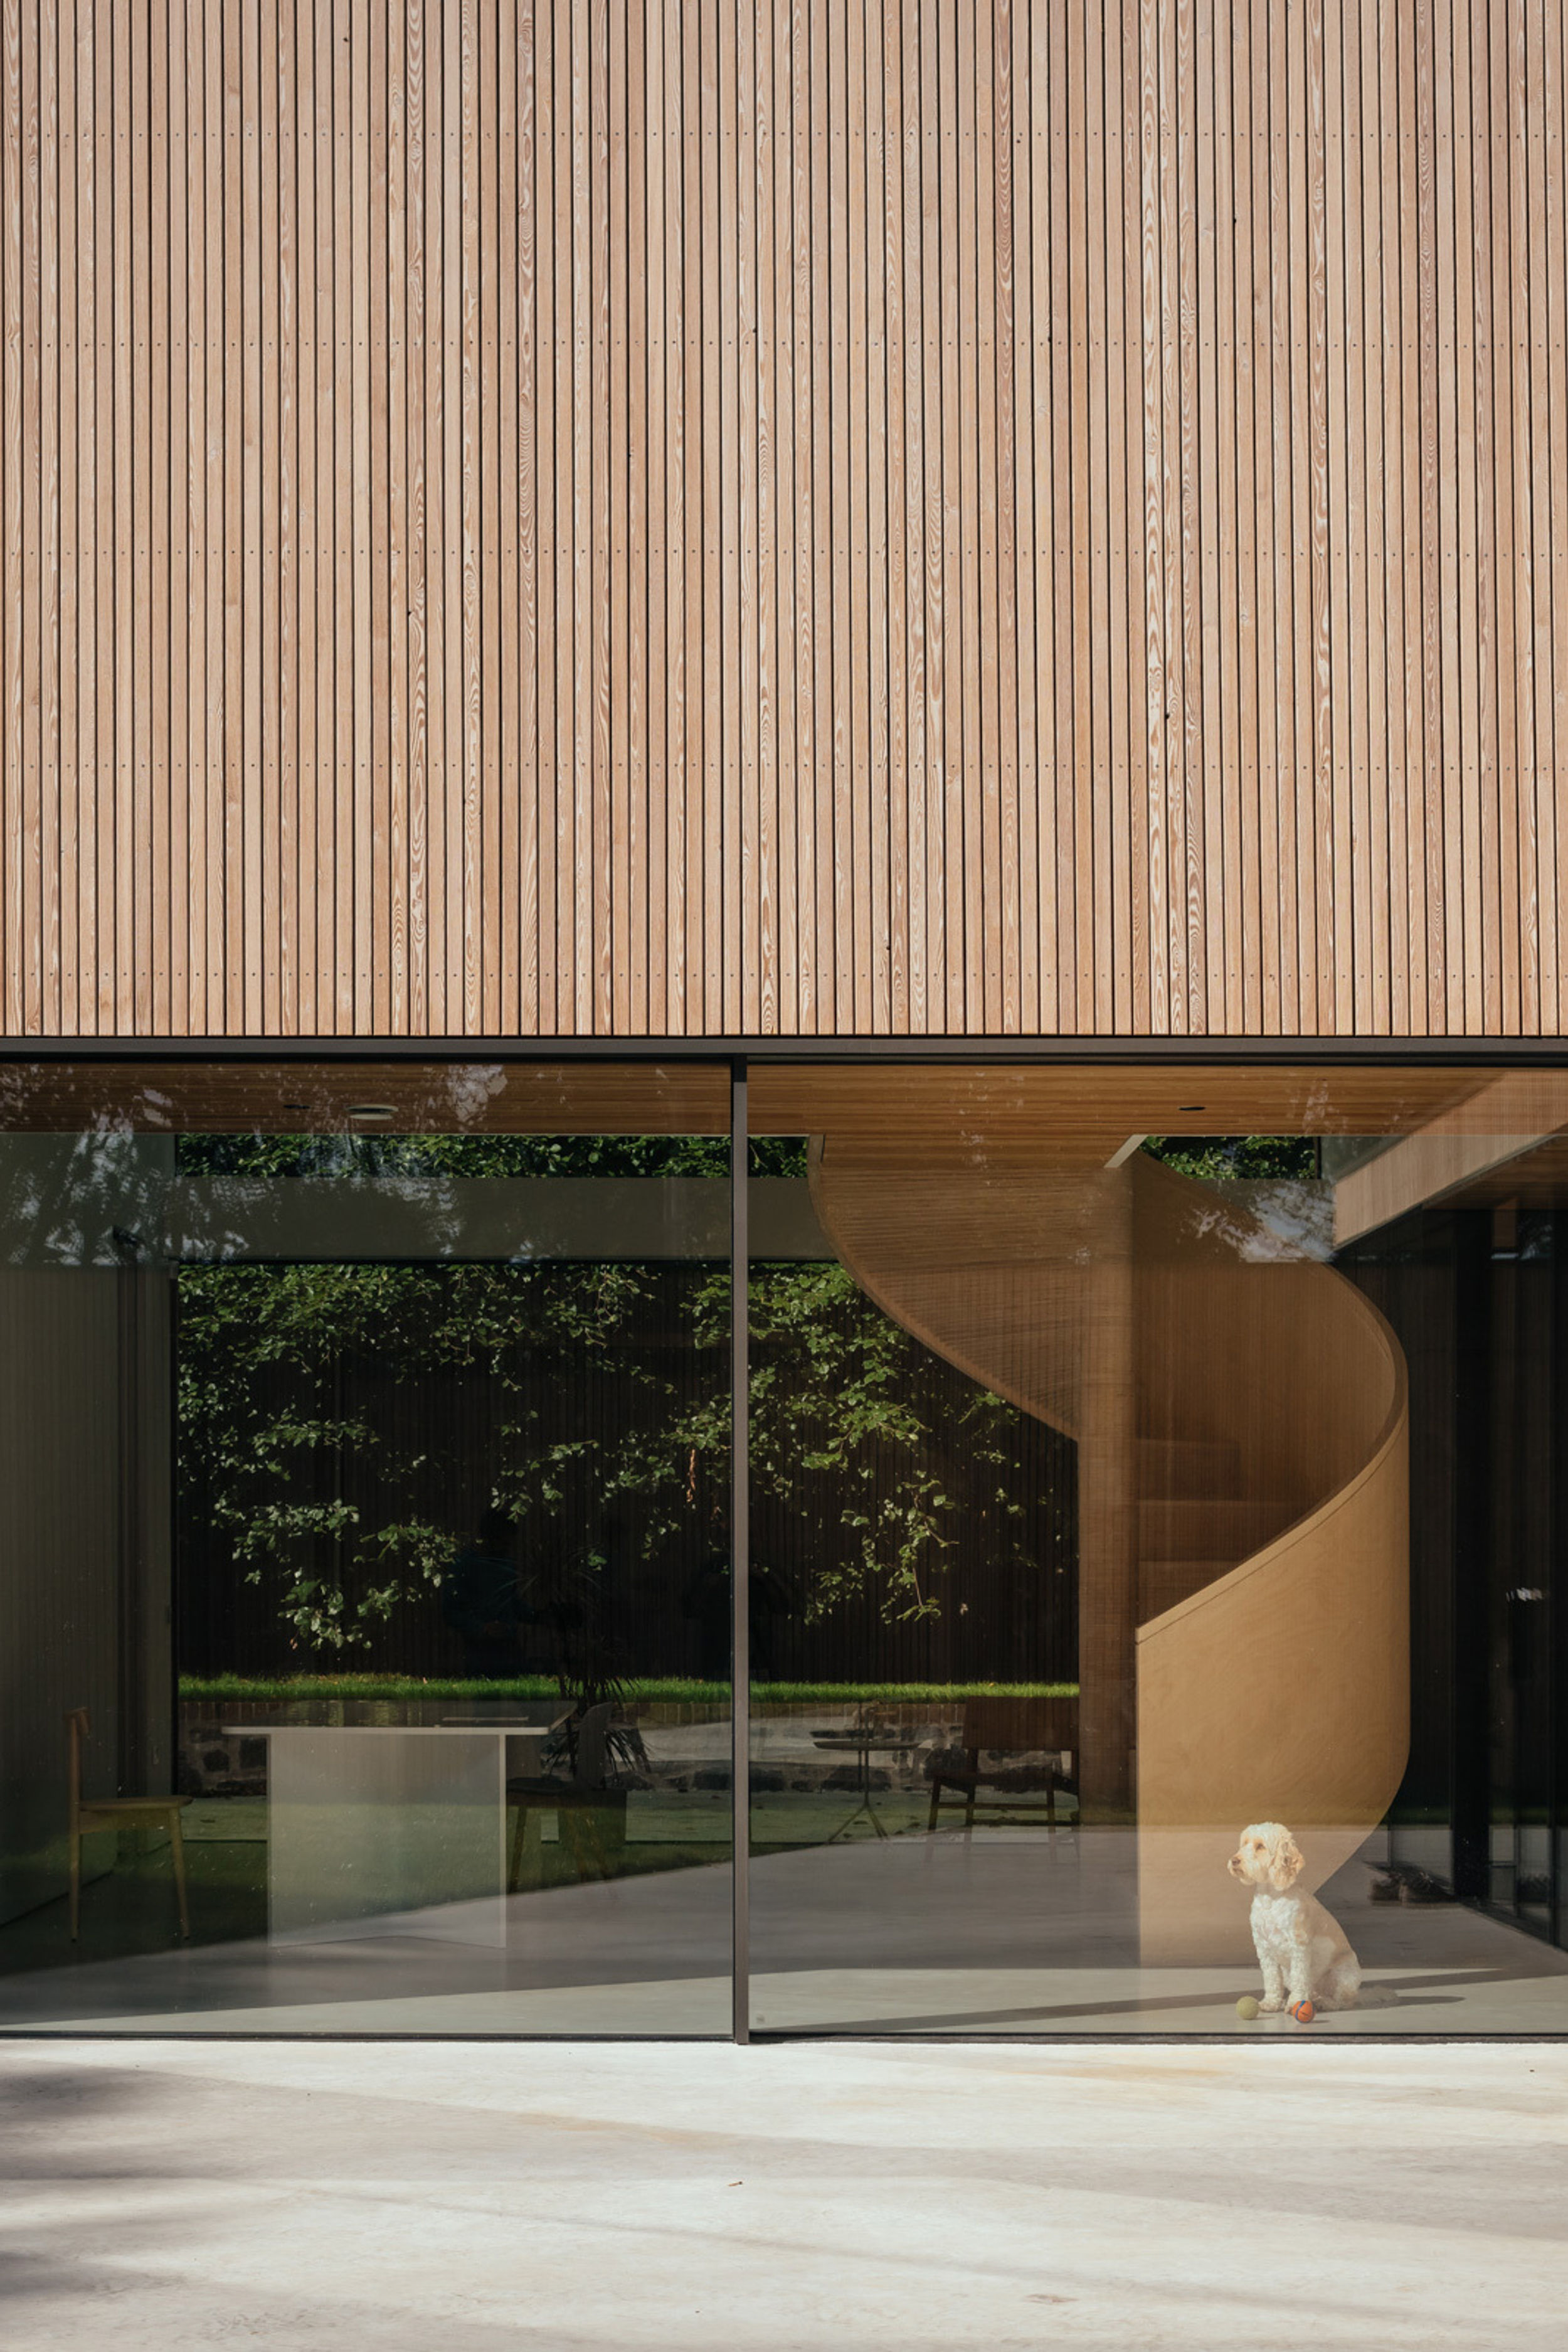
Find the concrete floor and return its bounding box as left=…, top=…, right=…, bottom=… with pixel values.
left=5, top=1828, right=1567, bottom=2036
left=1, top=2036, right=1565, bottom=2348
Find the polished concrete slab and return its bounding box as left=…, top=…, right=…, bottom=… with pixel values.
left=9, top=1958, right=1562, bottom=2039
left=1, top=2036, right=1564, bottom=2348
left=3, top=1825, right=1565, bottom=2038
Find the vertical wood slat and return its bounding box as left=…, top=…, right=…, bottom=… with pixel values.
left=1542, top=0, right=1568, bottom=1030
left=57, top=0, right=77, bottom=1031
left=0, top=0, right=1562, bottom=1040
left=3, top=0, right=21, bottom=1036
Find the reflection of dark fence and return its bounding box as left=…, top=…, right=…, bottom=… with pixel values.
left=747, top=1412, right=1076, bottom=1688
left=176, top=1264, right=1077, bottom=1686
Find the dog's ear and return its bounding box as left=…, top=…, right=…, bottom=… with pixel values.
left=1270, top=1829, right=1305, bottom=1890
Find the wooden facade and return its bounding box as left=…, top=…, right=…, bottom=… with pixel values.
left=0, top=0, right=1562, bottom=1039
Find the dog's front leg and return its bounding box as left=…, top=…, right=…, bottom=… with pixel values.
left=1258, top=1952, right=1286, bottom=2013
left=1284, top=1944, right=1315, bottom=2010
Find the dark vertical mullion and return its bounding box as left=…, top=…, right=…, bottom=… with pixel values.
left=1451, top=1206, right=1492, bottom=1902
left=1552, top=1213, right=1566, bottom=1950
left=730, top=1053, right=750, bottom=2041
left=116, top=1254, right=146, bottom=1795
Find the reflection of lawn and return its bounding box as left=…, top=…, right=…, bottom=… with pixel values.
left=628, top=1790, right=1075, bottom=1844
left=177, top=1794, right=740, bottom=1893
left=184, top=1674, right=1077, bottom=1706
left=0, top=1790, right=1081, bottom=1986
left=0, top=1816, right=733, bottom=1979
left=11, top=1781, right=1081, bottom=1979
left=0, top=1836, right=268, bottom=1976
left=181, top=1787, right=1079, bottom=1861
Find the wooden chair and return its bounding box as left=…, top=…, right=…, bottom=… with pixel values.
left=925, top=1695, right=1079, bottom=1837
left=506, top=1701, right=627, bottom=1886
left=66, top=1706, right=191, bottom=1941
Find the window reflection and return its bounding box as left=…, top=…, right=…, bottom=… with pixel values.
left=743, top=1070, right=1568, bottom=2037
left=3, top=1056, right=1568, bottom=2040
left=0, top=1065, right=735, bottom=2033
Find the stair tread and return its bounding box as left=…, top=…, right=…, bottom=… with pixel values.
left=1138, top=1499, right=1300, bottom=1570
left=1139, top=1558, right=1244, bottom=1616
left=1137, top=1555, right=1250, bottom=1569
left=1136, top=1437, right=1237, bottom=1453
left=1139, top=1498, right=1296, bottom=1514
left=1135, top=1436, right=1244, bottom=1499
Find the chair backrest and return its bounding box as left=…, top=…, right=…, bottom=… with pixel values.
left=64, top=1707, right=90, bottom=1821
left=963, top=1695, right=1078, bottom=1755
left=568, top=1700, right=615, bottom=1789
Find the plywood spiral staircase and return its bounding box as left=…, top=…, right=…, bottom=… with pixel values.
left=808, top=1126, right=1409, bottom=1964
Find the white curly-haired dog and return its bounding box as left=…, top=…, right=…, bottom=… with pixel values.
left=1229, top=1822, right=1362, bottom=2013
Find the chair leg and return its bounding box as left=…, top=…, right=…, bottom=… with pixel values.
left=559, top=1808, right=586, bottom=1880
left=926, top=1777, right=942, bottom=1834
left=507, top=1800, right=529, bottom=1894
left=169, top=1814, right=190, bottom=1940
left=560, top=1805, right=618, bottom=1882
left=591, top=1801, right=628, bottom=1879
left=68, top=1827, right=80, bottom=1943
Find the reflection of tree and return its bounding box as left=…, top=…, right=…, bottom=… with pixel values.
left=172, top=1130, right=802, bottom=1179
left=177, top=1253, right=1065, bottom=1661
left=1142, top=1134, right=1316, bottom=1180
left=714, top=1263, right=1056, bottom=1629
left=177, top=1257, right=715, bottom=1653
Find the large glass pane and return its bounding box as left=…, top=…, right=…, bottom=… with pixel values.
left=744, top=1063, right=1568, bottom=2037
left=0, top=1059, right=734, bottom=2035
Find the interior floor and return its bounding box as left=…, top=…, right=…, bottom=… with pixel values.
left=1, top=1824, right=1563, bottom=2037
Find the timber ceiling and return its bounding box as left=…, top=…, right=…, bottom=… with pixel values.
left=0, top=1056, right=1488, bottom=1148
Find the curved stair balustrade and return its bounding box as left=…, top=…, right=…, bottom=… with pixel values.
left=808, top=1129, right=1409, bottom=1966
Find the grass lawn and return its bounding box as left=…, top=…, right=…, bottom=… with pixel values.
left=182, top=1673, right=1079, bottom=1705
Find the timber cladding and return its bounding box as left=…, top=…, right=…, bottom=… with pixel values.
left=0, top=0, right=1560, bottom=1039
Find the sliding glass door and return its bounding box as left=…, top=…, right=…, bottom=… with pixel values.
left=740, top=1059, right=1568, bottom=2040
left=0, top=1058, right=734, bottom=2035
left=6, top=1050, right=1568, bottom=2043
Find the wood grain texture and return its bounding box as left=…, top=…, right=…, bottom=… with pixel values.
left=807, top=1093, right=1410, bottom=1962
left=0, top=0, right=1562, bottom=1038
left=1135, top=1162, right=1411, bottom=1961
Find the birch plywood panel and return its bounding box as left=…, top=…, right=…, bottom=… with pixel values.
left=0, top=0, right=1563, bottom=1038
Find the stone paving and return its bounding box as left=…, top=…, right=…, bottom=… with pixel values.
left=1, top=2036, right=1564, bottom=2348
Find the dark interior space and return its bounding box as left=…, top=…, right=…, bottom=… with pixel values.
left=1341, top=1205, right=1565, bottom=1952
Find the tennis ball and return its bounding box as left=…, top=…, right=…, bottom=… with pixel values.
left=1235, top=1995, right=1260, bottom=2021
left=1291, top=1999, right=1316, bottom=2024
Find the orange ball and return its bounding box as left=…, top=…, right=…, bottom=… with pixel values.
left=1291, top=1999, right=1316, bottom=2024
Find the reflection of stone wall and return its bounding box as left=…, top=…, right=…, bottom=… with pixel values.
left=176, top=1712, right=272, bottom=1798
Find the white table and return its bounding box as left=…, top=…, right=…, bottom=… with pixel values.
left=226, top=1715, right=571, bottom=1949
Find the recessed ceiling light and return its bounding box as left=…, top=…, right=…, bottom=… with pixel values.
left=347, top=1104, right=395, bottom=1122
left=1177, top=1104, right=1204, bottom=1112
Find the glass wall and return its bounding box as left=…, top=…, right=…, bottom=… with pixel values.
left=0, top=1060, right=736, bottom=2034
left=741, top=1062, right=1568, bottom=2038
left=3, top=1053, right=1568, bottom=2040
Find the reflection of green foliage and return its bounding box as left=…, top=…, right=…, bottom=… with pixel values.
left=177, top=1246, right=1064, bottom=1659
left=718, top=1264, right=1058, bottom=1629
left=176, top=1131, right=808, bottom=1178
left=177, top=1257, right=716, bottom=1652
left=1142, top=1134, right=1317, bottom=1181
